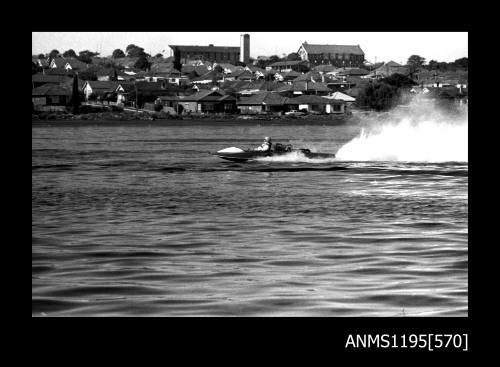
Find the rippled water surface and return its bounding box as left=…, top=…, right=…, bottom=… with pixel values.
left=32, top=120, right=468, bottom=316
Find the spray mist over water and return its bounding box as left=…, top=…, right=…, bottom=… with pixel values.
left=257, top=151, right=338, bottom=164
left=336, top=98, right=468, bottom=163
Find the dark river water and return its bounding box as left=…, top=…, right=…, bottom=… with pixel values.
left=32, top=117, right=468, bottom=316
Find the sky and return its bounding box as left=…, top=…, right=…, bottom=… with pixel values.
left=32, top=32, right=467, bottom=64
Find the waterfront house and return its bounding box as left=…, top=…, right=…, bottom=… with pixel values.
left=32, top=84, right=72, bottom=111
left=32, top=74, right=71, bottom=88
left=82, top=81, right=121, bottom=100
left=175, top=89, right=237, bottom=114
left=297, top=43, right=365, bottom=67
left=324, top=91, right=356, bottom=102
left=284, top=94, right=346, bottom=114
left=114, top=81, right=184, bottom=106
left=237, top=91, right=287, bottom=114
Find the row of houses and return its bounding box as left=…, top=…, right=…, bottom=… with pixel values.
left=32, top=52, right=467, bottom=113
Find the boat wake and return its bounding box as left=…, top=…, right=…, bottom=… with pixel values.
left=256, top=151, right=338, bottom=164
left=336, top=99, right=468, bottom=163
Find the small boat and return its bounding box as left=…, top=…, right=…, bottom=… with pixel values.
left=215, top=142, right=336, bottom=162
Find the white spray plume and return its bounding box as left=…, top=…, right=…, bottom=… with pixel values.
left=336, top=97, right=468, bottom=163
left=256, top=150, right=337, bottom=164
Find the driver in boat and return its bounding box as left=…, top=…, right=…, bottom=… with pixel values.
left=254, top=137, right=272, bottom=152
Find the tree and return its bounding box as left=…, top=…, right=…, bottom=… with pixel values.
left=269, top=55, right=281, bottom=63
left=63, top=49, right=77, bottom=58
left=134, top=55, right=151, bottom=70
left=72, top=74, right=80, bottom=114
left=126, top=44, right=146, bottom=58
left=427, top=60, right=439, bottom=70
left=382, top=73, right=417, bottom=88
left=406, top=55, right=426, bottom=76
left=49, top=49, right=60, bottom=59
left=235, top=61, right=246, bottom=67
left=154, top=53, right=163, bottom=58
left=112, top=49, right=126, bottom=58
left=286, top=52, right=300, bottom=61
left=78, top=50, right=99, bottom=64
left=37, top=54, right=45, bottom=59
left=454, top=57, right=468, bottom=69
left=357, top=80, right=398, bottom=111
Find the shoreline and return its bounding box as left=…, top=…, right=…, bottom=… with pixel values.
left=32, top=112, right=357, bottom=126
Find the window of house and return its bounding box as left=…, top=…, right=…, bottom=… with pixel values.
left=224, top=103, right=233, bottom=110
left=333, top=104, right=341, bottom=111
left=205, top=104, right=214, bottom=111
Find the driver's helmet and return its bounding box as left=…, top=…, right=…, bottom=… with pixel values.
left=264, top=136, right=271, bottom=143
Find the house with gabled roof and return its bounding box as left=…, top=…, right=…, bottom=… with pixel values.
left=267, top=60, right=310, bottom=73
left=284, top=94, right=346, bottom=114
left=297, top=43, right=365, bottom=67
left=174, top=89, right=236, bottom=113
left=237, top=91, right=287, bottom=114
left=190, top=70, right=225, bottom=85
left=367, top=61, right=410, bottom=79
left=49, top=57, right=67, bottom=69
left=64, top=58, right=88, bottom=71
left=276, top=81, right=331, bottom=96
left=32, top=84, right=72, bottom=110
left=32, top=74, right=72, bottom=88
left=82, top=81, right=121, bottom=100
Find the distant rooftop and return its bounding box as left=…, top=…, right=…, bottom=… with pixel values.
left=169, top=45, right=240, bottom=53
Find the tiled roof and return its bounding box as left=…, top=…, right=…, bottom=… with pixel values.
left=268, top=60, right=308, bottom=67
left=237, top=91, right=287, bottom=106
left=32, top=84, right=72, bottom=96
left=191, top=70, right=224, bottom=82
left=335, top=67, right=370, bottom=76
left=32, top=74, right=71, bottom=84
left=294, top=71, right=337, bottom=82
left=312, top=64, right=338, bottom=73
left=285, top=94, right=342, bottom=105
left=246, top=65, right=266, bottom=73
left=44, top=67, right=74, bottom=76
left=301, top=44, right=364, bottom=55
left=85, top=81, right=120, bottom=91
left=169, top=45, right=240, bottom=53
left=180, top=89, right=225, bottom=101
left=51, top=57, right=67, bottom=68
left=65, top=58, right=88, bottom=70
left=280, top=70, right=302, bottom=79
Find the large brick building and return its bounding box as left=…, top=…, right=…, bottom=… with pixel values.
left=169, top=44, right=240, bottom=64
left=297, top=43, right=365, bottom=67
